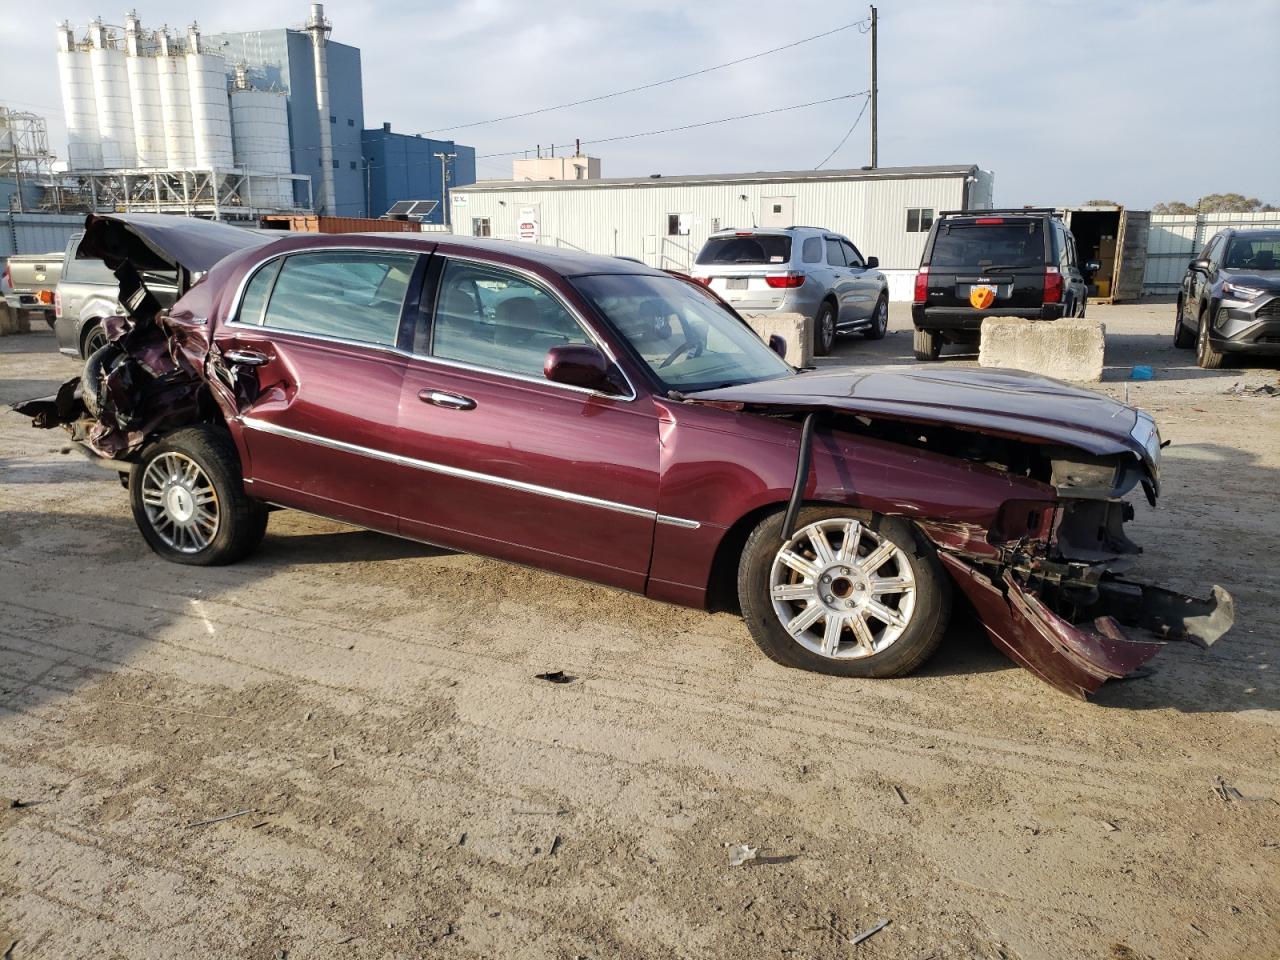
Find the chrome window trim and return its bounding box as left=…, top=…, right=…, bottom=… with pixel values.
left=239, top=416, right=699, bottom=529
left=423, top=252, right=638, bottom=402
left=221, top=244, right=638, bottom=403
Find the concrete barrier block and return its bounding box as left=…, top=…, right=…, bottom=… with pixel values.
left=979, top=317, right=1106, bottom=382
left=0, top=302, right=32, bottom=336
left=741, top=311, right=812, bottom=368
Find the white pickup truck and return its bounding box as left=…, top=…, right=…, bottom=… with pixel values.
left=2, top=251, right=65, bottom=326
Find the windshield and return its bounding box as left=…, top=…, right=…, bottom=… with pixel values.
left=572, top=273, right=793, bottom=392
left=930, top=221, right=1045, bottom=269
left=1224, top=235, right=1280, bottom=271
left=696, top=234, right=792, bottom=266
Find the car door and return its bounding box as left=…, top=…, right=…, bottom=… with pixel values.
left=840, top=239, right=879, bottom=322
left=1190, top=234, right=1223, bottom=308
left=823, top=236, right=855, bottom=322
left=215, top=246, right=421, bottom=533
left=393, top=253, right=661, bottom=592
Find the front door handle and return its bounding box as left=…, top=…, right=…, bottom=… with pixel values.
left=419, top=389, right=476, bottom=411
left=223, top=348, right=269, bottom=367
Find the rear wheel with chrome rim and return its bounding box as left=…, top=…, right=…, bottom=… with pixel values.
left=130, top=425, right=267, bottom=565
left=737, top=507, right=951, bottom=677
left=82, top=321, right=109, bottom=359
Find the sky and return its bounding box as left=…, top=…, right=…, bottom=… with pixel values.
left=3, top=0, right=1277, bottom=208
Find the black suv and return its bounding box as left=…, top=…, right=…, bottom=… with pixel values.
left=1174, top=228, right=1280, bottom=369
left=910, top=209, right=1093, bottom=361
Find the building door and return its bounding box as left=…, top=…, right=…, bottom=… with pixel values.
left=760, top=196, right=794, bottom=228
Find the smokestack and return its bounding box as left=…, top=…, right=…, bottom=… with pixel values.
left=306, top=3, right=336, bottom=215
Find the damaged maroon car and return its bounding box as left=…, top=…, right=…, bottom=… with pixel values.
left=16, top=213, right=1233, bottom=699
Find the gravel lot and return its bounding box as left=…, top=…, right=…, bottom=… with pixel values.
left=2, top=302, right=1277, bottom=959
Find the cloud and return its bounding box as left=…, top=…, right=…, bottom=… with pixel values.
left=3, top=0, right=1276, bottom=207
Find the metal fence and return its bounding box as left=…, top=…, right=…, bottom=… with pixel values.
left=1144, top=211, right=1280, bottom=294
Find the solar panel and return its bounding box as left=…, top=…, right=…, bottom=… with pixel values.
left=406, top=200, right=438, bottom=218
left=384, top=200, right=416, bottom=216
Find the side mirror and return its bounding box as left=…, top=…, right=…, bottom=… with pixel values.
left=1190, top=258, right=1211, bottom=272
left=544, top=344, right=622, bottom=394
left=1084, top=260, right=1101, bottom=273
left=865, top=256, right=879, bottom=269
left=768, top=334, right=788, bottom=359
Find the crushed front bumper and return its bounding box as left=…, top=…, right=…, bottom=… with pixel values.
left=938, top=552, right=1233, bottom=699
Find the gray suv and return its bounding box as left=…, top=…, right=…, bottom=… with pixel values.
left=690, top=227, right=889, bottom=356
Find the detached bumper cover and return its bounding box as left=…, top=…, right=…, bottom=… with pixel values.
left=939, top=552, right=1234, bottom=699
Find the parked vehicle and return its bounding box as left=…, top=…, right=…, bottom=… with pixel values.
left=1174, top=228, right=1280, bottom=369
left=53, top=231, right=183, bottom=359
left=910, top=209, right=1095, bottom=361
left=18, top=213, right=1233, bottom=700
left=690, top=227, right=889, bottom=357
left=2, top=250, right=64, bottom=326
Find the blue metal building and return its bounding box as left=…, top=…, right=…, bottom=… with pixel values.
left=203, top=27, right=366, bottom=216
left=361, top=124, right=476, bottom=225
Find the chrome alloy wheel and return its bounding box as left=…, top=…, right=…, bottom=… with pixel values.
left=876, top=297, right=888, bottom=332
left=768, top=517, right=916, bottom=659
left=139, top=452, right=220, bottom=553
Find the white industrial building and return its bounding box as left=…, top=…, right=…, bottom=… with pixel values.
left=53, top=13, right=310, bottom=218
left=450, top=164, right=994, bottom=299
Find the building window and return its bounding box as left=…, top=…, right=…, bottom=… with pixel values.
left=329, top=115, right=336, bottom=124
left=667, top=213, right=689, bottom=236
left=472, top=217, right=491, bottom=238
left=347, top=118, right=354, bottom=127
left=332, top=159, right=339, bottom=169
left=906, top=207, right=935, bottom=233
left=349, top=160, right=356, bottom=170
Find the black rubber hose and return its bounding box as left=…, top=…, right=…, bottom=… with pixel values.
left=781, top=412, right=817, bottom=542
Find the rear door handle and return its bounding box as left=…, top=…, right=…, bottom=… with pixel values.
left=223, top=348, right=269, bottom=367
left=419, top=389, right=476, bottom=411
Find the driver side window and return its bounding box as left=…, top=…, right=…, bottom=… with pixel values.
left=430, top=260, right=591, bottom=379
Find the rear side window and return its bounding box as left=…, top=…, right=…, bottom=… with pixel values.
left=696, top=235, right=792, bottom=265
left=261, top=251, right=416, bottom=345
left=929, top=221, right=1045, bottom=269
left=801, top=236, right=823, bottom=263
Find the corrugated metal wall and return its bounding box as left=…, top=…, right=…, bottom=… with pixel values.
left=1, top=213, right=84, bottom=258
left=451, top=173, right=973, bottom=286
left=1144, top=211, right=1280, bottom=293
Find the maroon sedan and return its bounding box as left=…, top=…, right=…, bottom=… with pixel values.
left=18, top=214, right=1233, bottom=699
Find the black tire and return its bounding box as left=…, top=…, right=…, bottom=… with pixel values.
left=864, top=293, right=889, bottom=340
left=1173, top=297, right=1194, bottom=348
left=129, top=425, right=267, bottom=566
left=737, top=506, right=951, bottom=679
left=81, top=321, right=108, bottom=359
left=813, top=301, right=836, bottom=357
left=913, top=327, right=942, bottom=361
left=1196, top=306, right=1225, bottom=369
left=81, top=342, right=126, bottom=419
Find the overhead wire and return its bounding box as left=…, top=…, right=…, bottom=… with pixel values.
left=814, top=95, right=870, bottom=169
left=420, top=16, right=870, bottom=135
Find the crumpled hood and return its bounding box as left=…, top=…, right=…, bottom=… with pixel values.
left=685, top=366, right=1153, bottom=463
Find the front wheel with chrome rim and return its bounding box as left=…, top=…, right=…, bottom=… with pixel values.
left=737, top=507, right=951, bottom=678
left=813, top=302, right=836, bottom=357
left=130, top=425, right=268, bottom=566
left=863, top=293, right=889, bottom=340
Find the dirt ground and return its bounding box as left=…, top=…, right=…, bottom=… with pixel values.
left=1, top=302, right=1277, bottom=960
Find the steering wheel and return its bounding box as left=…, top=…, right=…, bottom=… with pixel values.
left=659, top=338, right=702, bottom=369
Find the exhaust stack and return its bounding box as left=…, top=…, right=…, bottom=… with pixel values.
left=306, top=2, right=336, bottom=214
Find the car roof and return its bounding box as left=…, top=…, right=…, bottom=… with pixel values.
left=251, top=232, right=667, bottom=279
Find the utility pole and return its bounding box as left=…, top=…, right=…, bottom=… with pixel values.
left=434, top=151, right=457, bottom=228
left=869, top=5, right=878, bottom=169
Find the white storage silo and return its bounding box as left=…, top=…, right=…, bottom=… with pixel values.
left=124, top=14, right=165, bottom=168
left=155, top=30, right=196, bottom=169
left=55, top=22, right=102, bottom=170
left=231, top=86, right=293, bottom=209
left=185, top=24, right=234, bottom=170
left=88, top=19, right=137, bottom=169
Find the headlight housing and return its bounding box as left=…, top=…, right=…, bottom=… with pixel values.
left=1223, top=281, right=1266, bottom=301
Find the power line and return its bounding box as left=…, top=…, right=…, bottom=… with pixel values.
left=478, top=93, right=869, bottom=160
left=814, top=96, right=870, bottom=169
left=421, top=17, right=870, bottom=135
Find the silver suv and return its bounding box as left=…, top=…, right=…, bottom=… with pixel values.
left=690, top=226, right=889, bottom=355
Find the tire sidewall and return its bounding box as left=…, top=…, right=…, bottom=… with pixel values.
left=738, top=506, right=951, bottom=678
